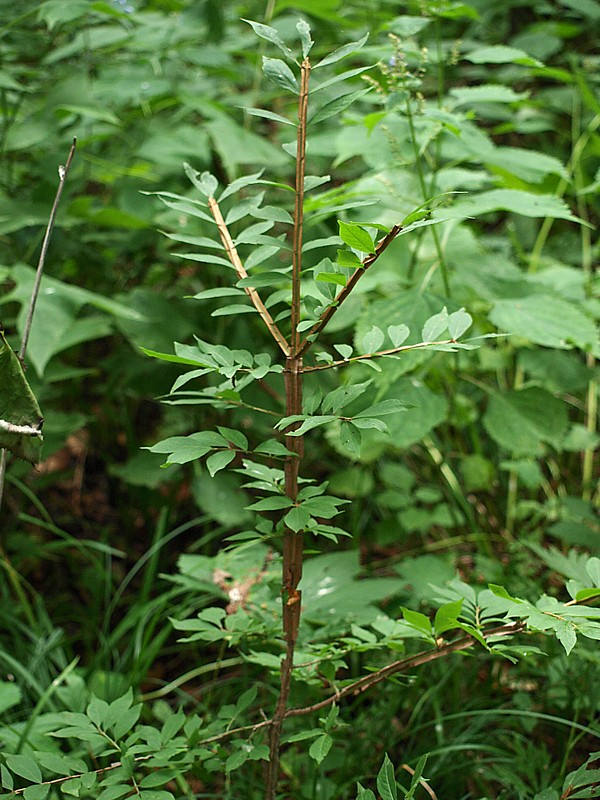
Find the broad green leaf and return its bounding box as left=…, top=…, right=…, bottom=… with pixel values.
left=483, top=388, right=569, bottom=456
left=464, top=45, right=543, bottom=67
left=338, top=221, right=375, bottom=253
left=490, top=295, right=598, bottom=352
left=434, top=600, right=464, bottom=636
left=313, top=33, right=369, bottom=69
left=0, top=681, right=22, bottom=715
left=448, top=308, right=472, bottom=339
left=4, top=755, right=42, bottom=784
left=285, top=505, right=311, bottom=532
left=376, top=754, right=398, bottom=800
left=309, top=733, right=332, bottom=764
left=243, top=19, right=297, bottom=63
left=206, top=450, right=236, bottom=477
left=443, top=190, right=581, bottom=222
left=450, top=85, right=529, bottom=105
left=422, top=308, right=449, bottom=341
left=334, top=344, right=353, bottom=359
left=262, top=57, right=298, bottom=94
left=355, top=400, right=408, bottom=417
left=387, top=324, right=409, bottom=347
left=23, top=787, right=49, bottom=800
left=0, top=330, right=43, bottom=463
left=362, top=326, right=384, bottom=354
left=312, top=65, right=375, bottom=93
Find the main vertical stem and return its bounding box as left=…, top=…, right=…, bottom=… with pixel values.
left=266, top=58, right=310, bottom=799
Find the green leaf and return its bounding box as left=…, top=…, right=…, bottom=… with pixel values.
left=310, top=88, right=372, bottom=125
left=147, top=431, right=227, bottom=466
left=309, top=733, right=333, bottom=764
left=285, top=505, right=311, bottom=532
left=4, top=755, right=42, bottom=784
left=490, top=295, right=598, bottom=352
left=376, top=754, right=398, bottom=800
left=297, top=20, right=313, bottom=58
left=444, top=190, right=582, bottom=222
left=464, top=45, right=543, bottom=67
left=355, top=400, right=408, bottom=417
left=206, top=450, right=236, bottom=476
left=0, top=330, right=43, bottom=463
left=337, top=249, right=362, bottom=268
left=262, top=57, right=298, bottom=94
left=338, top=221, right=375, bottom=253
left=23, top=786, right=49, bottom=800
left=434, top=600, right=464, bottom=636
left=244, top=107, right=296, bottom=126
left=243, top=19, right=297, bottom=63
left=450, top=84, right=529, bottom=105
left=183, top=163, right=218, bottom=198
left=313, top=33, right=369, bottom=69
left=246, top=496, right=293, bottom=511
left=422, top=308, right=449, bottom=341
left=483, top=388, right=569, bottom=456
left=355, top=785, right=376, bottom=800
left=340, top=420, right=361, bottom=457
left=387, top=324, right=409, bottom=347
left=362, top=326, right=385, bottom=354
left=448, top=308, right=472, bottom=339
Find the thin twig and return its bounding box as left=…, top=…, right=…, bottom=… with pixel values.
left=401, top=763, right=438, bottom=800
left=295, top=224, right=402, bottom=358
left=207, top=195, right=290, bottom=356
left=0, top=137, right=76, bottom=514
left=20, top=138, right=77, bottom=360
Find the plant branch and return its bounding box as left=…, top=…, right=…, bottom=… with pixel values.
left=266, top=56, right=311, bottom=800
left=302, top=337, right=459, bottom=372
left=0, top=137, right=76, bottom=515
left=207, top=195, right=290, bottom=357
left=295, top=224, right=402, bottom=359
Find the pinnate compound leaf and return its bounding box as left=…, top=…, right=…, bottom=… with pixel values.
left=147, top=431, right=227, bottom=465
left=376, top=754, right=398, bottom=800
left=262, top=57, right=298, bottom=94
left=243, top=19, right=296, bottom=62
left=314, top=33, right=369, bottom=68
left=0, top=330, right=43, bottom=463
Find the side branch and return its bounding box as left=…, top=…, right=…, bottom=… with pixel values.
left=296, top=224, right=402, bottom=359
left=302, top=337, right=459, bottom=373
left=207, top=195, right=290, bottom=357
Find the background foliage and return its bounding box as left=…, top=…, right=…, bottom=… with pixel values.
left=0, top=0, right=599, bottom=798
